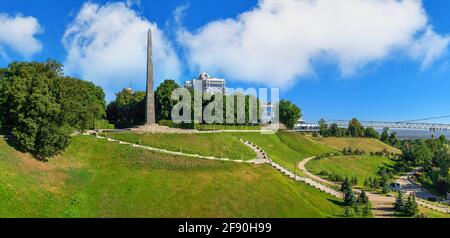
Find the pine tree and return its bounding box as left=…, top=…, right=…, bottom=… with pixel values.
left=404, top=195, right=419, bottom=217
left=373, top=178, right=380, bottom=189
left=341, top=177, right=350, bottom=192
left=394, top=191, right=405, bottom=212
left=351, top=176, right=358, bottom=186
left=382, top=183, right=391, bottom=194
left=368, top=177, right=373, bottom=189
left=343, top=206, right=353, bottom=217
left=364, top=178, right=369, bottom=188
left=353, top=203, right=360, bottom=216
left=362, top=203, right=370, bottom=217
left=343, top=185, right=356, bottom=206
left=357, top=190, right=369, bottom=204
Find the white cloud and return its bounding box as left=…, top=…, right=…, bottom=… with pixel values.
left=63, top=2, right=181, bottom=100
left=178, top=0, right=450, bottom=87
left=409, top=27, right=450, bottom=69
left=0, top=13, right=42, bottom=58
left=126, top=0, right=141, bottom=7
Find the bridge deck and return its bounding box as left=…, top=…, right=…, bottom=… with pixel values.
left=326, top=120, right=450, bottom=131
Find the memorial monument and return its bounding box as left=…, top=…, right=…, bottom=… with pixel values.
left=145, top=28, right=156, bottom=125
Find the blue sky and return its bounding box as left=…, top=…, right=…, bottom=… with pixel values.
left=1, top=0, right=450, bottom=123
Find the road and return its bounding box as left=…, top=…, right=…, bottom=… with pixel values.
left=395, top=168, right=437, bottom=199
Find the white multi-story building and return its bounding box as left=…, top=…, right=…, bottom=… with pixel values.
left=294, top=117, right=320, bottom=132
left=184, top=72, right=227, bottom=95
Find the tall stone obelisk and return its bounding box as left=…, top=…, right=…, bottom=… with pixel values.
left=145, top=28, right=156, bottom=125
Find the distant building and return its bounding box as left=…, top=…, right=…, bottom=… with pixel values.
left=294, top=118, right=320, bottom=132
left=184, top=72, right=227, bottom=95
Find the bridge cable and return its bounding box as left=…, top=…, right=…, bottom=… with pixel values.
left=400, top=115, right=450, bottom=123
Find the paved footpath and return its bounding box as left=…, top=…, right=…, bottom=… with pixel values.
left=241, top=139, right=343, bottom=198
left=299, top=157, right=395, bottom=218
left=96, top=135, right=251, bottom=163
left=299, top=157, right=450, bottom=217
left=395, top=169, right=450, bottom=214
left=96, top=133, right=449, bottom=216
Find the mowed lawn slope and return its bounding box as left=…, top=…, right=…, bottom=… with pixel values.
left=306, top=155, right=396, bottom=186
left=105, top=132, right=255, bottom=161
left=0, top=136, right=344, bottom=218
left=231, top=132, right=336, bottom=174
left=313, top=137, right=401, bottom=154
left=277, top=132, right=338, bottom=158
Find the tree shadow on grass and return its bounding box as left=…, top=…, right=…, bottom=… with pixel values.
left=327, top=198, right=346, bottom=207
left=2, top=134, right=48, bottom=162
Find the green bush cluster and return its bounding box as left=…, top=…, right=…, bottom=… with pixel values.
left=342, top=147, right=366, bottom=155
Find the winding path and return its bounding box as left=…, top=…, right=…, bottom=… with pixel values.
left=299, top=157, right=450, bottom=216
left=96, top=133, right=450, bottom=216
left=299, top=157, right=395, bottom=218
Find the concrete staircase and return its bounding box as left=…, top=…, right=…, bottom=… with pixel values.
left=240, top=139, right=343, bottom=199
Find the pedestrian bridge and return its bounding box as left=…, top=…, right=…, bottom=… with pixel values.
left=326, top=120, right=450, bottom=131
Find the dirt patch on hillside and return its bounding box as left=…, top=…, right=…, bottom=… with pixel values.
left=14, top=152, right=77, bottom=194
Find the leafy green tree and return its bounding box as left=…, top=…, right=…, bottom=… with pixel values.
left=380, top=127, right=389, bottom=143
left=106, top=89, right=145, bottom=128
left=348, top=118, right=364, bottom=138
left=155, top=79, right=180, bottom=121
left=55, top=76, right=106, bottom=131
left=364, top=127, right=380, bottom=139
left=388, top=132, right=398, bottom=146
left=412, top=141, right=432, bottom=165
left=318, top=119, right=328, bottom=136
left=0, top=60, right=105, bottom=160
left=328, top=123, right=340, bottom=137
left=278, top=100, right=301, bottom=129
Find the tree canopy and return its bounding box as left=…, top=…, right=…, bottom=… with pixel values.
left=155, top=79, right=180, bottom=121
left=106, top=88, right=145, bottom=128
left=278, top=100, right=301, bottom=129
left=0, top=60, right=106, bottom=160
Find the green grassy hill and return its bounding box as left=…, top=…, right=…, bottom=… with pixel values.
left=313, top=137, right=401, bottom=154
left=277, top=132, right=338, bottom=157
left=306, top=155, right=396, bottom=186
left=0, top=136, right=344, bottom=218
left=105, top=132, right=256, bottom=161
left=230, top=132, right=336, bottom=174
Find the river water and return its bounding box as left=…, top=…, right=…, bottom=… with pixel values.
left=378, top=129, right=450, bottom=140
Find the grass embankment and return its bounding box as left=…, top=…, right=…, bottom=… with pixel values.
left=419, top=208, right=450, bottom=218
left=277, top=132, right=338, bottom=158
left=313, top=137, right=401, bottom=154
left=306, top=155, right=396, bottom=186
left=231, top=132, right=337, bottom=174
left=104, top=132, right=256, bottom=161
left=0, top=136, right=344, bottom=218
